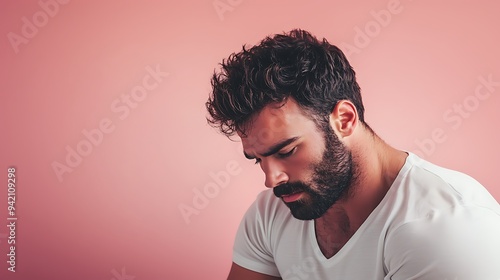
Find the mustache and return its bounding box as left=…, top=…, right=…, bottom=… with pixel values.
left=273, top=181, right=309, bottom=198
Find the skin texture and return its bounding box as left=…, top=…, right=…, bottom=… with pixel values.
left=228, top=97, right=408, bottom=279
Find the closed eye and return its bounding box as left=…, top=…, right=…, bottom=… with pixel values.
left=276, top=147, right=296, bottom=159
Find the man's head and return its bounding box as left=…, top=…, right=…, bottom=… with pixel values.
left=206, top=29, right=368, bottom=137
left=206, top=29, right=368, bottom=219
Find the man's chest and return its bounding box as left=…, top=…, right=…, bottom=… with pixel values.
left=272, top=223, right=386, bottom=280
left=314, top=220, right=355, bottom=259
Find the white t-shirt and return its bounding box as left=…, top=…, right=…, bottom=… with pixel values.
left=233, top=153, right=500, bottom=279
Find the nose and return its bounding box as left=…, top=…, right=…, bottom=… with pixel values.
left=261, top=159, right=288, bottom=188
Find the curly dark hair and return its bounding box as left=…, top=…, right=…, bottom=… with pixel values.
left=206, top=29, right=369, bottom=137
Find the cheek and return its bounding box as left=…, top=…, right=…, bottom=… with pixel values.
left=286, top=145, right=322, bottom=180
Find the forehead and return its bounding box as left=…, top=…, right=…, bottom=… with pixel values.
left=240, top=99, right=318, bottom=149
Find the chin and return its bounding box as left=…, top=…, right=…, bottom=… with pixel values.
left=287, top=200, right=329, bottom=220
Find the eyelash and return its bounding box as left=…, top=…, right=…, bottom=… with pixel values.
left=277, top=147, right=296, bottom=159
left=253, top=147, right=297, bottom=165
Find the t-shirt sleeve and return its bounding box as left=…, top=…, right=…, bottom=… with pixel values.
left=232, top=191, right=281, bottom=277
left=384, top=204, right=500, bottom=280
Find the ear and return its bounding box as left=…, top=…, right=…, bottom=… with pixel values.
left=329, top=100, right=358, bottom=137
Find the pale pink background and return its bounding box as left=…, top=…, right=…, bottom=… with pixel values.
left=1, top=1, right=499, bottom=279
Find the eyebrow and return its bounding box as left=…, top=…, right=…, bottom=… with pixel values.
left=243, top=137, right=299, bottom=159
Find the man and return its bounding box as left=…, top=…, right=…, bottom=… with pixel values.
left=206, top=29, right=500, bottom=279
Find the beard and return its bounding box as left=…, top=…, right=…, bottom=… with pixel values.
left=273, top=123, right=357, bottom=220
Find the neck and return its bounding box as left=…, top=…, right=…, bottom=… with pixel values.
left=316, top=131, right=408, bottom=235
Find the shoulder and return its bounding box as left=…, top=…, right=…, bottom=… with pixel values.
left=388, top=153, right=500, bottom=242
left=383, top=153, right=500, bottom=279
left=384, top=202, right=500, bottom=279
left=395, top=153, right=499, bottom=213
